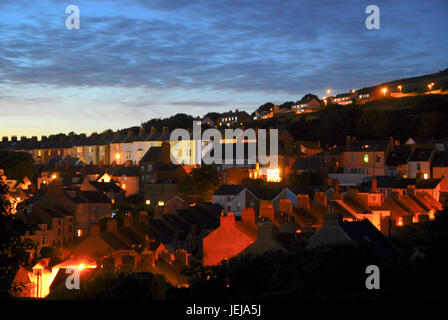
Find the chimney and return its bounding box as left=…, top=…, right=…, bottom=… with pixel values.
left=259, top=203, right=274, bottom=220
left=220, top=211, right=236, bottom=227
left=47, top=179, right=64, bottom=194
left=241, top=207, right=256, bottom=224
left=314, top=192, right=327, bottom=207
left=20, top=136, right=27, bottom=141
left=139, top=211, right=150, bottom=224
left=392, top=191, right=401, bottom=199
left=278, top=199, right=292, bottom=214
left=31, top=136, right=38, bottom=142
left=162, top=126, right=169, bottom=134
left=257, top=221, right=275, bottom=240
left=151, top=126, right=157, bottom=135
left=174, top=249, right=189, bottom=266
left=123, top=214, right=133, bottom=228
left=331, top=192, right=343, bottom=200
left=155, top=206, right=164, bottom=219
left=297, top=194, right=310, bottom=210
left=323, top=213, right=342, bottom=226
left=139, top=127, right=145, bottom=136
left=11, top=136, right=17, bottom=142
left=106, top=219, right=118, bottom=233
left=90, top=224, right=100, bottom=236
left=346, top=136, right=351, bottom=147
left=2, top=137, right=8, bottom=142
left=127, top=129, right=133, bottom=137
left=371, top=177, right=378, bottom=193
left=161, top=141, right=171, bottom=166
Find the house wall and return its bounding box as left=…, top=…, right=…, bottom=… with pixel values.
left=408, top=161, right=431, bottom=179
left=343, top=151, right=388, bottom=176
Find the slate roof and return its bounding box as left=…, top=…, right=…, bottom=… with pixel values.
left=213, top=184, right=244, bottom=196
left=345, top=140, right=389, bottom=152
left=408, top=148, right=434, bottom=162
left=247, top=185, right=285, bottom=200
left=386, top=148, right=411, bottom=167
left=140, top=147, right=162, bottom=163
left=90, top=181, right=122, bottom=193
left=112, top=166, right=139, bottom=177
left=65, top=190, right=110, bottom=203
left=376, top=176, right=441, bottom=190
left=433, top=151, right=448, bottom=167
left=341, top=220, right=396, bottom=256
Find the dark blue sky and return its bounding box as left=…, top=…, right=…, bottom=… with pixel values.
left=1, top=0, right=447, bottom=136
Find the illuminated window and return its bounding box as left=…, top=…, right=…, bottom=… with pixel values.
left=77, top=229, right=82, bottom=237
left=363, top=154, right=369, bottom=163
left=267, top=168, right=281, bottom=182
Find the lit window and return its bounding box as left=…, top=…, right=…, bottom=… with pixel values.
left=363, top=154, right=369, bottom=163
left=267, top=168, right=281, bottom=182
left=77, top=229, right=82, bottom=237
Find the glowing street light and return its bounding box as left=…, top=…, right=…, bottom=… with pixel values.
left=145, top=200, right=151, bottom=205
left=398, top=85, right=402, bottom=92
left=381, top=87, right=387, bottom=96
left=326, top=89, right=331, bottom=95
left=428, top=82, right=434, bottom=92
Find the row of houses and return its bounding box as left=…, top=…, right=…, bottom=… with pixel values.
left=0, top=126, right=201, bottom=166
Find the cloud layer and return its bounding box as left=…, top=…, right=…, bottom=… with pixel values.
left=0, top=0, right=447, bottom=135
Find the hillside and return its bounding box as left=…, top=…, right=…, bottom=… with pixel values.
left=247, top=93, right=448, bottom=147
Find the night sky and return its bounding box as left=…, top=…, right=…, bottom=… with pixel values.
left=1, top=0, right=447, bottom=136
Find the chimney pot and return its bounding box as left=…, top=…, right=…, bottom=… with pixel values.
left=106, top=219, right=118, bottom=232
left=90, top=224, right=100, bottom=236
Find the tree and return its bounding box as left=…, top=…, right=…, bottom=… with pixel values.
left=0, top=181, right=31, bottom=298
left=179, top=165, right=220, bottom=202
left=0, top=151, right=36, bottom=181
left=288, top=171, right=322, bottom=187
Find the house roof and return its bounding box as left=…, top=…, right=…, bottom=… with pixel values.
left=345, top=140, right=389, bottom=152
left=341, top=220, right=396, bottom=256
left=140, top=147, right=162, bottom=163
left=247, top=185, right=285, bottom=200
left=433, top=151, right=448, bottom=167
left=112, top=166, right=139, bottom=177
left=385, top=149, right=411, bottom=167
left=90, top=181, right=122, bottom=193
left=65, top=190, right=111, bottom=203
left=408, top=148, right=434, bottom=162
left=376, top=176, right=441, bottom=189
left=213, top=184, right=244, bottom=196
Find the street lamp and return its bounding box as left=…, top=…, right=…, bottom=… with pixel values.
left=398, top=85, right=402, bottom=92
left=428, top=82, right=434, bottom=92
left=381, top=88, right=387, bottom=96
left=326, top=89, right=331, bottom=95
